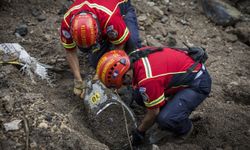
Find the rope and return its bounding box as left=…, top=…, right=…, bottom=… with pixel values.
left=115, top=91, right=133, bottom=150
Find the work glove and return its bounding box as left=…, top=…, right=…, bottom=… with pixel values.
left=92, top=74, right=99, bottom=82
left=73, top=79, right=86, bottom=99
left=131, top=129, right=145, bottom=146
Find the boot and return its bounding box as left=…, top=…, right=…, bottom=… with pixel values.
left=173, top=122, right=194, bottom=144
left=149, top=128, right=174, bottom=144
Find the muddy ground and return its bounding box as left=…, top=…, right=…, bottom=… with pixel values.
left=0, top=0, right=250, bottom=150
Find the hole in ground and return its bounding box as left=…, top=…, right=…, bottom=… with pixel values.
left=87, top=104, right=135, bottom=150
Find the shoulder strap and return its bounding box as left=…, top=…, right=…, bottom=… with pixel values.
left=167, top=43, right=207, bottom=88
left=129, top=47, right=163, bottom=64
left=128, top=45, right=206, bottom=89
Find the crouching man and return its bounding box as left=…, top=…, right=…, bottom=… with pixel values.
left=96, top=46, right=212, bottom=146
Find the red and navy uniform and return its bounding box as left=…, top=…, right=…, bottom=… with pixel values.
left=60, top=0, right=130, bottom=51
left=132, top=47, right=202, bottom=109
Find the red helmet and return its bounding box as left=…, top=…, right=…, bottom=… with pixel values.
left=70, top=12, right=99, bottom=48
left=96, top=50, right=131, bottom=89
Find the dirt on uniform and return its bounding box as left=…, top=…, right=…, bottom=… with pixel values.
left=0, top=0, right=250, bottom=150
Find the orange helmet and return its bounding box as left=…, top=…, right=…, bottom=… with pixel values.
left=96, top=50, right=131, bottom=89
left=70, top=12, right=99, bottom=48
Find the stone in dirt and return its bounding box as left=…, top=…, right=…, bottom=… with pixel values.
left=3, top=119, right=22, bottom=131
left=201, top=0, right=242, bottom=26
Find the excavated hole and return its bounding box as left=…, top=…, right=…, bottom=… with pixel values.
left=87, top=104, right=135, bottom=150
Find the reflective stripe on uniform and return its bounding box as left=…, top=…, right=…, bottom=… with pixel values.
left=144, top=93, right=165, bottom=108
left=142, top=57, right=152, bottom=78
left=62, top=42, right=76, bottom=49
left=110, top=27, right=129, bottom=45
left=104, top=0, right=128, bottom=28
left=64, top=1, right=113, bottom=27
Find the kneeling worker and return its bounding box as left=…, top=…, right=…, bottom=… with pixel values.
left=96, top=46, right=212, bottom=146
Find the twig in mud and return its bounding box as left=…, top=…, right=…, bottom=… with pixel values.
left=23, top=116, right=29, bottom=150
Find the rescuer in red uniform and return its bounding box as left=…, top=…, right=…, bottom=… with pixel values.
left=96, top=46, right=212, bottom=146
left=60, top=0, right=141, bottom=98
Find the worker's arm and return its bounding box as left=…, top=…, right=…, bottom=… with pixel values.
left=65, top=49, right=82, bottom=81
left=65, top=49, right=86, bottom=98
left=131, top=107, right=160, bottom=146
left=138, top=108, right=160, bottom=132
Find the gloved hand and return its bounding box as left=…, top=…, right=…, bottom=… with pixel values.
left=92, top=74, right=99, bottom=82
left=131, top=129, right=145, bottom=146
left=73, top=79, right=86, bottom=99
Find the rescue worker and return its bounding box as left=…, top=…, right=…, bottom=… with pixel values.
left=96, top=47, right=212, bottom=146
left=60, top=0, right=141, bottom=98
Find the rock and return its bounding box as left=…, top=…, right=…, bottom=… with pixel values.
left=161, top=16, right=168, bottom=23
left=233, top=22, right=250, bottom=45
left=139, top=26, right=145, bottom=30
left=37, top=14, right=46, bottom=22
left=179, top=19, right=190, bottom=25
left=15, top=24, right=28, bottom=36
left=4, top=119, right=22, bottom=131
left=163, top=0, right=170, bottom=5
left=57, top=58, right=66, bottom=62
left=146, top=36, right=164, bottom=47
left=38, top=122, right=48, bottom=129
left=201, top=0, right=242, bottom=26
left=223, top=33, right=238, bottom=42
left=152, top=6, right=164, bottom=17
left=43, top=34, right=52, bottom=41
left=31, top=8, right=41, bottom=17
left=138, top=14, right=147, bottom=22
left=165, top=35, right=177, bottom=47
left=229, top=81, right=239, bottom=87
left=147, top=2, right=155, bottom=7
left=30, top=141, right=38, bottom=149
left=155, top=34, right=164, bottom=41
left=152, top=144, right=160, bottom=150
left=190, top=111, right=204, bottom=121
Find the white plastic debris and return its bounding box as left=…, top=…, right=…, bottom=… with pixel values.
left=0, top=43, right=50, bottom=83
left=4, top=119, right=22, bottom=131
